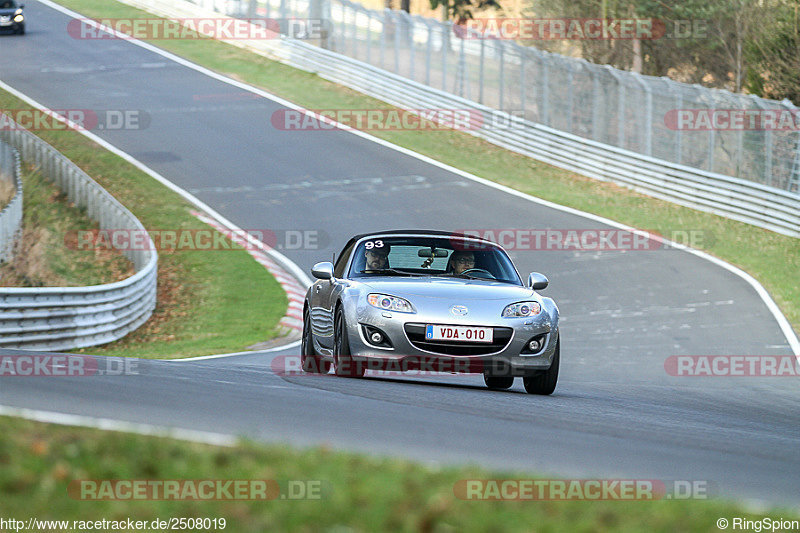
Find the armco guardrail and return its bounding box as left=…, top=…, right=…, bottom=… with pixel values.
left=277, top=42, right=800, bottom=237
left=121, top=0, right=800, bottom=237
left=0, top=142, right=22, bottom=263
left=0, top=115, right=157, bottom=350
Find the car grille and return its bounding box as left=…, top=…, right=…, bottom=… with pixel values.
left=403, top=323, right=513, bottom=356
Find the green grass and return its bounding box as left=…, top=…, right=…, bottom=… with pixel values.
left=52, top=0, right=800, bottom=339
left=2, top=415, right=795, bottom=532
left=0, top=89, right=288, bottom=358
left=0, top=161, right=132, bottom=287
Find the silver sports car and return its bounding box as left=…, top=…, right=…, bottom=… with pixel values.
left=301, top=230, right=560, bottom=394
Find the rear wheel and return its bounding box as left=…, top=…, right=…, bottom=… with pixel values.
left=483, top=374, right=514, bottom=390
left=301, top=310, right=330, bottom=374
left=523, top=336, right=559, bottom=395
left=333, top=307, right=364, bottom=378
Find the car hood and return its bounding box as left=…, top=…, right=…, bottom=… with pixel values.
left=359, top=277, right=536, bottom=301
left=0, top=9, right=18, bottom=15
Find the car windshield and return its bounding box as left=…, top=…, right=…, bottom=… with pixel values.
left=348, top=235, right=522, bottom=285
left=0, top=1, right=18, bottom=9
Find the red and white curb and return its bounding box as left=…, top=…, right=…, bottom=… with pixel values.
left=191, top=210, right=306, bottom=332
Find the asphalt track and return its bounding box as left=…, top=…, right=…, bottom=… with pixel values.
left=1, top=0, right=799, bottom=507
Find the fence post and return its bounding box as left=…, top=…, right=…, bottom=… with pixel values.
left=393, top=11, right=401, bottom=73
left=519, top=48, right=526, bottom=118
left=478, top=29, right=485, bottom=105
left=380, top=8, right=387, bottom=69
left=441, top=21, right=449, bottom=92
left=425, top=19, right=433, bottom=86
left=407, top=13, right=415, bottom=81
left=631, top=72, right=652, bottom=156
left=498, top=41, right=505, bottom=111
left=366, top=10, right=372, bottom=63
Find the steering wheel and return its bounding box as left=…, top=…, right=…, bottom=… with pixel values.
left=459, top=268, right=496, bottom=279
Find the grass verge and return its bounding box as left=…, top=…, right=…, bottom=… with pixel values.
left=49, top=0, right=800, bottom=339
left=2, top=415, right=796, bottom=532
left=0, top=161, right=133, bottom=287
left=0, top=89, right=288, bottom=358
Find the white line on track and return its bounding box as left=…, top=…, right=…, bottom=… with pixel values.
left=0, top=404, right=237, bottom=446
left=164, top=340, right=301, bottom=362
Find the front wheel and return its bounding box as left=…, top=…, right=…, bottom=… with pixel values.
left=301, top=310, right=330, bottom=374
left=523, top=336, right=559, bottom=395
left=333, top=307, right=364, bottom=378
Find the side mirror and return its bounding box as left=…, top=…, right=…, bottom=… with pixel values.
left=311, top=261, right=334, bottom=280
left=528, top=272, right=549, bottom=290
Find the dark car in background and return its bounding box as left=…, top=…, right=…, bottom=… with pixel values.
left=0, top=0, right=24, bottom=35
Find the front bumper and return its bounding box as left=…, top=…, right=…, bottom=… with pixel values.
left=346, top=303, right=559, bottom=377
left=0, top=20, right=23, bottom=31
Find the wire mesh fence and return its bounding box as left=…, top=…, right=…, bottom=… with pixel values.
left=198, top=0, right=800, bottom=194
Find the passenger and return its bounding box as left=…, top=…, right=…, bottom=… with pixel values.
left=447, top=250, right=476, bottom=275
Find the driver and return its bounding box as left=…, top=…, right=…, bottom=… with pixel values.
left=448, top=250, right=475, bottom=275
left=364, top=244, right=391, bottom=271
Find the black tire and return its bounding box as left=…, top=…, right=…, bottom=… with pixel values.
left=333, top=307, right=364, bottom=378
left=483, top=374, right=514, bottom=390
left=523, top=336, right=559, bottom=395
left=17, top=24, right=25, bottom=35
left=301, top=309, right=330, bottom=374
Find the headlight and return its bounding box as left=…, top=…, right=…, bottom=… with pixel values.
left=13, top=14, right=23, bottom=22
left=368, top=293, right=415, bottom=313
left=502, top=301, right=541, bottom=318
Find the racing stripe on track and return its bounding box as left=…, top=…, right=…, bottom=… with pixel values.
left=190, top=210, right=305, bottom=332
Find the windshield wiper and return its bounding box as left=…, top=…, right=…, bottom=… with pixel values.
left=455, top=273, right=519, bottom=284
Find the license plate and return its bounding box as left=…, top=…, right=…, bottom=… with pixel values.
left=425, top=325, right=493, bottom=343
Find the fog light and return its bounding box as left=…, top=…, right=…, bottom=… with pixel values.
left=370, top=332, right=383, bottom=344
left=528, top=339, right=541, bottom=352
